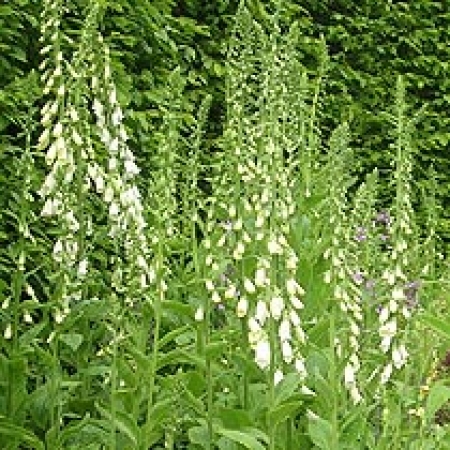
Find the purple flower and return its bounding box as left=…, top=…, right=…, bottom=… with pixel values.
left=375, top=210, right=391, bottom=226
left=352, top=271, right=364, bottom=285
left=354, top=226, right=367, bottom=242
left=404, top=280, right=420, bottom=308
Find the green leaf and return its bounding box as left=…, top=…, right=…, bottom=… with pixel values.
left=418, top=313, right=450, bottom=341
left=59, top=333, right=84, bottom=351
left=268, top=401, right=303, bottom=427
left=188, top=424, right=209, bottom=448
left=59, top=418, right=111, bottom=447
left=307, top=413, right=333, bottom=450
left=95, top=403, right=139, bottom=446
left=216, top=407, right=252, bottom=429
left=274, top=372, right=302, bottom=406
left=425, top=383, right=450, bottom=422
left=0, top=416, right=45, bottom=450
left=157, top=348, right=206, bottom=371
left=140, top=397, right=174, bottom=448
left=158, top=324, right=192, bottom=348
left=215, top=427, right=266, bottom=450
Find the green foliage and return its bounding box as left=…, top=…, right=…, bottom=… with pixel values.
left=1, top=1, right=450, bottom=449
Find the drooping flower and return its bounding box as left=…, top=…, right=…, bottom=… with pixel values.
left=255, top=340, right=271, bottom=370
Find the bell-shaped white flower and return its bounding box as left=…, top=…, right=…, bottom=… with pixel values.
left=255, top=340, right=271, bottom=370
left=270, top=295, right=284, bottom=320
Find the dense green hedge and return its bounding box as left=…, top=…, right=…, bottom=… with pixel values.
left=1, top=0, right=449, bottom=247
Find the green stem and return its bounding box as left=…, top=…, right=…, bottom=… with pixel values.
left=241, top=319, right=249, bottom=410
left=110, top=320, right=118, bottom=450
left=329, top=305, right=339, bottom=449
left=268, top=316, right=276, bottom=450
left=147, top=238, right=163, bottom=425
left=204, top=280, right=214, bottom=449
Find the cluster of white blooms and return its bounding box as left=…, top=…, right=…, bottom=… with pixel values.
left=322, top=126, right=365, bottom=405
left=204, top=36, right=309, bottom=381
left=90, top=37, right=154, bottom=304
left=38, top=1, right=154, bottom=320
left=38, top=0, right=87, bottom=323
left=377, top=88, right=418, bottom=386
left=324, top=222, right=364, bottom=405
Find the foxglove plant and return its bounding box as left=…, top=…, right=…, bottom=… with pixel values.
left=202, top=8, right=313, bottom=448
left=377, top=77, right=419, bottom=386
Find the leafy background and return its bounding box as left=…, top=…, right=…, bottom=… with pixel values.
left=2, top=0, right=450, bottom=247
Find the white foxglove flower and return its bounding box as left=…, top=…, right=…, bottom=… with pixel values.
left=109, top=202, right=119, bottom=217
left=290, top=296, right=304, bottom=310
left=392, top=286, right=405, bottom=301
left=278, top=319, right=291, bottom=341
left=54, top=309, right=64, bottom=324
left=236, top=297, right=248, bottom=318
left=255, top=214, right=265, bottom=228
left=392, top=344, right=408, bottom=369
left=248, top=317, right=261, bottom=334
left=224, top=284, right=237, bottom=299
left=349, top=386, right=362, bottom=404
left=53, top=239, right=63, bottom=255
left=289, top=310, right=300, bottom=327
left=4, top=323, right=12, bottom=339
left=344, top=363, right=355, bottom=387
left=244, top=278, right=256, bottom=294
left=379, top=307, right=389, bottom=324
left=194, top=306, right=204, bottom=322
left=104, top=186, right=114, bottom=203
left=301, top=385, right=316, bottom=396
left=382, top=269, right=396, bottom=285
left=389, top=299, right=398, bottom=313
left=268, top=239, right=282, bottom=255
left=380, top=363, right=393, bottom=384
left=270, top=296, right=284, bottom=320
left=350, top=321, right=360, bottom=336
left=254, top=268, right=267, bottom=287
left=379, top=319, right=397, bottom=339
left=286, top=253, right=298, bottom=270
left=381, top=336, right=392, bottom=353
left=124, top=159, right=139, bottom=176
left=205, top=280, right=214, bottom=291
left=78, top=259, right=88, bottom=277
left=295, top=326, right=307, bottom=344
left=41, top=198, right=55, bottom=216
left=72, top=129, right=83, bottom=146
left=282, top=340, right=293, bottom=363
left=274, top=369, right=284, bottom=386
left=295, top=358, right=307, bottom=380
left=255, top=340, right=271, bottom=370
left=233, top=218, right=243, bottom=231
left=112, top=106, right=123, bottom=126
left=23, top=311, right=33, bottom=324
left=286, top=279, right=301, bottom=296
left=211, top=291, right=221, bottom=303
left=255, top=300, right=268, bottom=325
